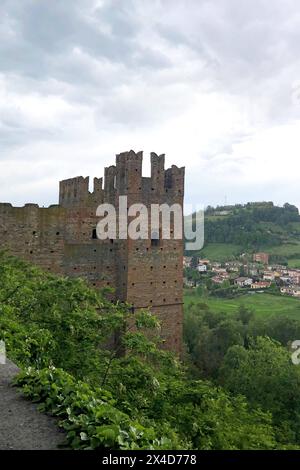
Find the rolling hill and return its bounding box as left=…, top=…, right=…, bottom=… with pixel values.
left=185, top=201, right=300, bottom=266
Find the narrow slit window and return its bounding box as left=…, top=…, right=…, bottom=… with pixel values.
left=92, top=228, right=97, bottom=239
left=151, top=230, right=160, bottom=247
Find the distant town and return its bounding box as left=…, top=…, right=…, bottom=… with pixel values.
left=184, top=252, right=300, bottom=298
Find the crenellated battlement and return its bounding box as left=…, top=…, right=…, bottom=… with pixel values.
left=117, top=149, right=143, bottom=162
left=165, top=165, right=185, bottom=193
left=59, top=151, right=185, bottom=207
left=59, top=176, right=89, bottom=207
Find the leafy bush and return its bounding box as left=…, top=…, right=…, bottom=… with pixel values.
left=14, top=367, right=180, bottom=450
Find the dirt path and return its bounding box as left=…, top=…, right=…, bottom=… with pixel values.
left=0, top=359, right=66, bottom=450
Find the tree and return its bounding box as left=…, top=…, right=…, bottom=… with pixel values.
left=236, top=305, right=254, bottom=325
left=150, top=379, right=276, bottom=450
left=219, top=337, right=300, bottom=444
left=193, top=319, right=244, bottom=378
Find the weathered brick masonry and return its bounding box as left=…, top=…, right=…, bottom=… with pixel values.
left=0, top=151, right=185, bottom=354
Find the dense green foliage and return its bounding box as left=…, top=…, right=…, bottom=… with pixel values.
left=184, top=300, right=300, bottom=447
left=220, top=337, right=300, bottom=443
left=0, top=252, right=283, bottom=450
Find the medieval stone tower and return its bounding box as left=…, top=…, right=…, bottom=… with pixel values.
left=0, top=150, right=185, bottom=353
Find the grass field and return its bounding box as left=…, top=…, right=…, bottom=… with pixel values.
left=288, top=259, right=300, bottom=268
left=184, top=291, right=300, bottom=319
left=267, top=242, right=300, bottom=257
left=193, top=242, right=300, bottom=263
left=195, top=243, right=242, bottom=261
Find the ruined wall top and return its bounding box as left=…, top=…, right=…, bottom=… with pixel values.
left=59, top=150, right=185, bottom=208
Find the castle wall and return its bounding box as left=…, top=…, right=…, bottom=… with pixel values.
left=0, top=151, right=185, bottom=354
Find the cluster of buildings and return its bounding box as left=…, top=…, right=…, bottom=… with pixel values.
left=184, top=252, right=300, bottom=298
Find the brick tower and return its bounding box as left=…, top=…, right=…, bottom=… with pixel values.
left=0, top=151, right=185, bottom=353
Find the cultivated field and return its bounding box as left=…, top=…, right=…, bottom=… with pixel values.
left=184, top=290, right=300, bottom=319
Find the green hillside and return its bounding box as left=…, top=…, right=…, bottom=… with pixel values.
left=193, top=243, right=242, bottom=261
left=185, top=202, right=300, bottom=264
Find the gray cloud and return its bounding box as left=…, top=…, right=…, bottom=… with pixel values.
left=0, top=0, right=300, bottom=208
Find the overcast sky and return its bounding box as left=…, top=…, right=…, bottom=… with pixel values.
left=1, top=0, right=300, bottom=210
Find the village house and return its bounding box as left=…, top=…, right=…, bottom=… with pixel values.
left=280, top=286, right=291, bottom=295
left=211, top=262, right=222, bottom=269
left=268, top=264, right=287, bottom=272
left=280, top=286, right=300, bottom=298
left=253, top=252, right=269, bottom=265
left=286, top=270, right=300, bottom=285
left=221, top=272, right=230, bottom=280
left=251, top=281, right=271, bottom=290
left=291, top=276, right=300, bottom=286
left=197, top=264, right=207, bottom=273
left=199, top=259, right=210, bottom=265
left=229, top=266, right=241, bottom=273
left=212, top=267, right=227, bottom=274
left=211, top=275, right=227, bottom=284
left=263, top=270, right=279, bottom=282
left=277, top=268, right=289, bottom=277
left=234, top=277, right=253, bottom=287
left=286, top=269, right=300, bottom=277
left=225, top=261, right=242, bottom=272
left=280, top=275, right=292, bottom=285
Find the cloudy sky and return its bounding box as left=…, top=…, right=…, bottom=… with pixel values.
left=1, top=0, right=300, bottom=210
